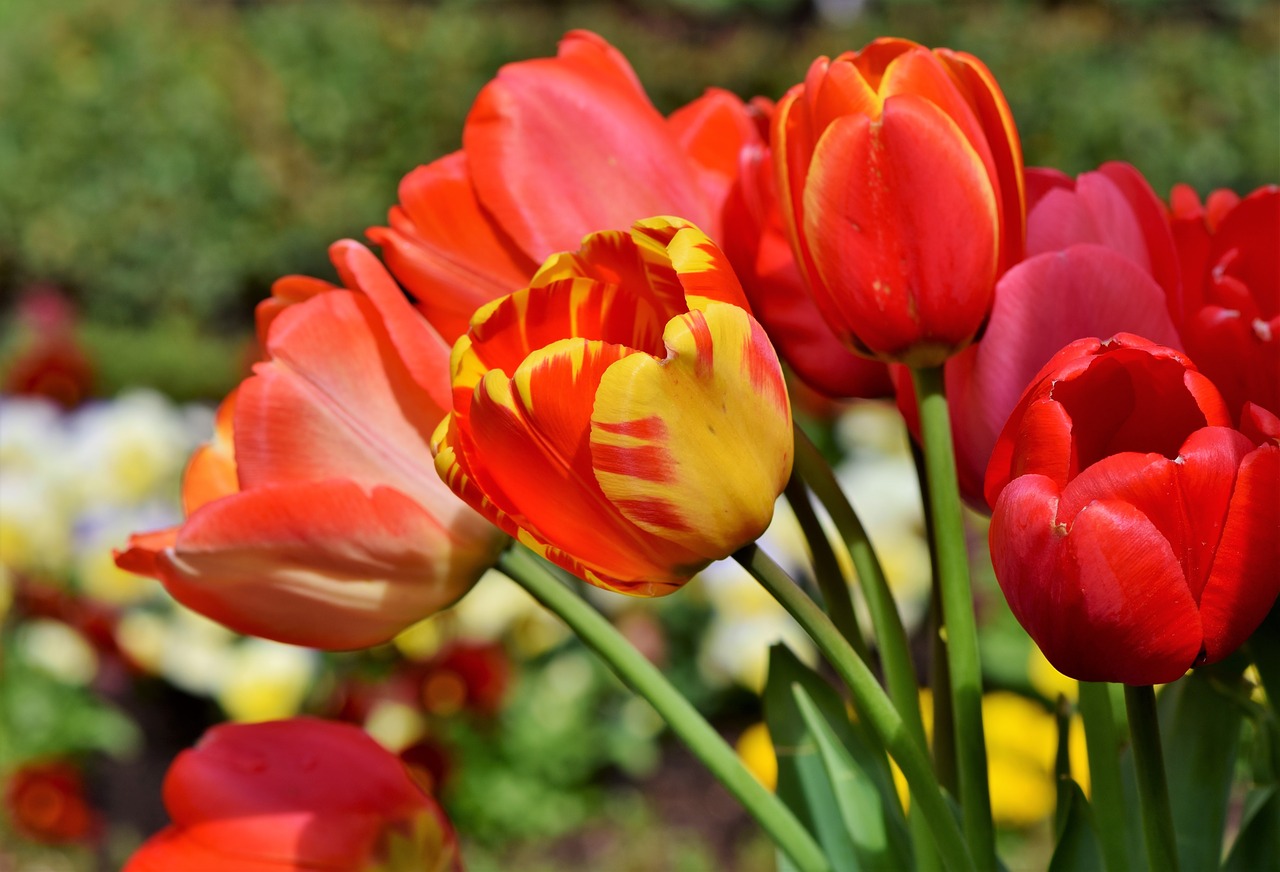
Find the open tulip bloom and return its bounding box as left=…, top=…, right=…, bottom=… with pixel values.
left=114, top=29, right=1280, bottom=872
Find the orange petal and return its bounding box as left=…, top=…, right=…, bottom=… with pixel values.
left=591, top=302, right=792, bottom=560
left=182, top=389, right=239, bottom=515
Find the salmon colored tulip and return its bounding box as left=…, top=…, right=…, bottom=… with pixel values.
left=368, top=31, right=726, bottom=344
left=985, top=334, right=1280, bottom=685
left=123, top=719, right=461, bottom=872
left=774, top=38, right=1025, bottom=367
left=1168, top=184, right=1279, bottom=421
left=115, top=242, right=505, bottom=650
left=433, top=217, right=793, bottom=595
left=896, top=162, right=1184, bottom=504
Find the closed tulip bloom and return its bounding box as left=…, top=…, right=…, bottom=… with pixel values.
left=123, top=718, right=461, bottom=872
left=115, top=242, right=505, bottom=650
left=985, top=334, right=1280, bottom=685
left=434, top=217, right=793, bottom=595
left=774, top=38, right=1025, bottom=367
left=1169, top=184, right=1279, bottom=421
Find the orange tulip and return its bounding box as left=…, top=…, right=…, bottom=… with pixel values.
left=774, top=39, right=1025, bottom=367
left=115, top=242, right=504, bottom=650
left=434, top=217, right=793, bottom=595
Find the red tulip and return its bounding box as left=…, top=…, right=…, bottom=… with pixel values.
left=433, top=217, right=792, bottom=595
left=368, top=31, right=728, bottom=344
left=985, top=334, right=1280, bottom=685
left=773, top=38, right=1025, bottom=366
left=1168, top=184, right=1279, bottom=421
left=896, top=162, right=1184, bottom=504
left=115, top=242, right=504, bottom=650
left=123, top=718, right=462, bottom=872
left=4, top=761, right=98, bottom=844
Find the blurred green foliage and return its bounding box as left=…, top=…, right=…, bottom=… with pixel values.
left=1, top=0, right=1276, bottom=335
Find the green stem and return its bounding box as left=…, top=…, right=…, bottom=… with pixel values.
left=1077, top=682, right=1131, bottom=872
left=497, top=547, right=830, bottom=872
left=736, top=544, right=976, bottom=872
left=909, top=365, right=994, bottom=869
left=783, top=471, right=870, bottom=663
left=791, top=428, right=928, bottom=755
left=1124, top=684, right=1179, bottom=872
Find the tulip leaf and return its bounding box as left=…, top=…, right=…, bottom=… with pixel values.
left=1222, top=786, right=1280, bottom=872
left=1047, top=778, right=1104, bottom=872
left=763, top=643, right=911, bottom=872
left=1158, top=669, right=1247, bottom=871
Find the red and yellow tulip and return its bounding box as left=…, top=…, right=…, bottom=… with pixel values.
left=433, top=217, right=793, bottom=595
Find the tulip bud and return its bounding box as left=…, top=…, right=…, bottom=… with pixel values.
left=985, top=334, right=1280, bottom=685
left=774, top=39, right=1025, bottom=367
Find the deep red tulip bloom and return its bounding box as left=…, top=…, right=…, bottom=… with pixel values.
left=985, top=334, right=1280, bottom=685
left=434, top=218, right=792, bottom=595
left=368, top=31, right=729, bottom=344
left=774, top=38, right=1025, bottom=367
left=896, top=162, right=1184, bottom=504
left=4, top=762, right=98, bottom=844
left=124, top=719, right=462, bottom=872
left=116, top=242, right=504, bottom=650
left=1169, top=184, right=1279, bottom=421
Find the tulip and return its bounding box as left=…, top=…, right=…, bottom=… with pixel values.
left=985, top=334, right=1280, bottom=685
left=773, top=38, right=1025, bottom=367
left=896, top=162, right=1184, bottom=504
left=4, top=761, right=98, bottom=844
left=1168, top=184, right=1279, bottom=421
left=115, top=242, right=505, bottom=650
left=434, top=217, right=793, bottom=595
left=123, top=718, right=462, bottom=872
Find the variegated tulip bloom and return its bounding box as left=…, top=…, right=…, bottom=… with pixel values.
left=433, top=217, right=793, bottom=595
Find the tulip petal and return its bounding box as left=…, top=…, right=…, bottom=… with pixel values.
left=464, top=31, right=711, bottom=259
left=235, top=291, right=448, bottom=515
left=367, top=153, right=537, bottom=343
left=991, top=475, right=1202, bottom=684
left=145, top=480, right=486, bottom=649
left=461, top=338, right=702, bottom=592
left=182, top=390, right=239, bottom=515
left=591, top=303, right=792, bottom=560
left=1198, top=443, right=1280, bottom=661
left=803, top=96, right=998, bottom=363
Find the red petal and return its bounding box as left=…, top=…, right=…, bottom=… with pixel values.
left=990, top=475, right=1202, bottom=685
left=1198, top=442, right=1280, bottom=661
left=463, top=31, right=711, bottom=260
left=367, top=154, right=536, bottom=343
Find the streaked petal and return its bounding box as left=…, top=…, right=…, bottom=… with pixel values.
left=592, top=303, right=792, bottom=559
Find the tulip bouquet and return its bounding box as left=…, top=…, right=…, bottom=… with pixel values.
left=113, top=30, right=1279, bottom=872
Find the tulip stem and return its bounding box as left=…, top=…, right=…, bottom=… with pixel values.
left=791, top=428, right=929, bottom=757
left=736, top=543, right=976, bottom=872
left=497, top=546, right=831, bottom=872
left=909, top=365, right=994, bottom=869
left=1077, top=681, right=1132, bottom=872
left=1124, top=684, right=1179, bottom=872
left=782, top=471, right=870, bottom=663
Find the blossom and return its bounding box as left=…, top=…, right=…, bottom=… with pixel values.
left=773, top=38, right=1025, bottom=366
left=116, top=242, right=504, bottom=650
left=123, top=718, right=461, bottom=872
left=986, top=334, right=1280, bottom=684
left=434, top=217, right=792, bottom=594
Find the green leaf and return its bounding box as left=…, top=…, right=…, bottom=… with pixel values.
left=1222, top=786, right=1280, bottom=872
left=763, top=643, right=910, bottom=872
left=1158, top=669, right=1247, bottom=871
left=1048, top=779, right=1105, bottom=872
